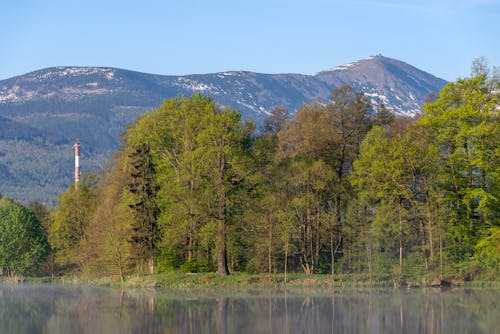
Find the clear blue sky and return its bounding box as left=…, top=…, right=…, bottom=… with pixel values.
left=2, top=0, right=498, bottom=81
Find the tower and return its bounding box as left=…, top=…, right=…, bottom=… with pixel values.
left=74, top=141, right=80, bottom=188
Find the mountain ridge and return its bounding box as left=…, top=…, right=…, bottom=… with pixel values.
left=0, top=55, right=447, bottom=203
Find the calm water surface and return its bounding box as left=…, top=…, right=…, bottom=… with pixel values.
left=0, top=284, right=498, bottom=333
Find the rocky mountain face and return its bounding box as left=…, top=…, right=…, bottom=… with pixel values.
left=0, top=55, right=447, bottom=203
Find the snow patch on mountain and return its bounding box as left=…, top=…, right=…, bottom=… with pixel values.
left=175, top=77, right=219, bottom=93
left=364, top=92, right=389, bottom=103
left=25, top=67, right=117, bottom=81
left=321, top=55, right=378, bottom=73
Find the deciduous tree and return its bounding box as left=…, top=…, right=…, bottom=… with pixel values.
left=0, top=198, right=49, bottom=277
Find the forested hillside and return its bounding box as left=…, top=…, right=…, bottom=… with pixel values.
left=1, top=64, right=497, bottom=283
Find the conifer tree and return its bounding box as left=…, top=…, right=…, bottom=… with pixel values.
left=127, top=142, right=160, bottom=274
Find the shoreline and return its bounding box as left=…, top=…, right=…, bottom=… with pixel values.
left=6, top=272, right=498, bottom=291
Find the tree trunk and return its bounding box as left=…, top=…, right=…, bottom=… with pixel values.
left=217, top=151, right=230, bottom=276
left=364, top=223, right=372, bottom=282
left=217, top=217, right=229, bottom=275
left=423, top=177, right=435, bottom=267
left=427, top=202, right=435, bottom=266
left=268, top=213, right=273, bottom=274
left=284, top=233, right=288, bottom=285
left=315, top=200, right=321, bottom=272
left=330, top=228, right=335, bottom=282
left=367, top=241, right=372, bottom=282
left=439, top=234, right=443, bottom=280
left=419, top=220, right=429, bottom=273
left=398, top=201, right=404, bottom=275
left=149, top=255, right=155, bottom=275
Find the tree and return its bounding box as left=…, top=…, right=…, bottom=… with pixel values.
left=287, top=158, right=334, bottom=274
left=344, top=197, right=374, bottom=277
left=326, top=86, right=374, bottom=274
left=197, top=108, right=253, bottom=275
left=81, top=150, right=135, bottom=281
left=278, top=102, right=337, bottom=163
left=263, top=106, right=289, bottom=134
left=350, top=126, right=411, bottom=275
left=28, top=200, right=55, bottom=276
left=127, top=143, right=160, bottom=275
left=0, top=198, right=49, bottom=277
left=49, top=175, right=98, bottom=270
left=374, top=101, right=395, bottom=128
left=419, top=72, right=499, bottom=264
left=276, top=86, right=373, bottom=275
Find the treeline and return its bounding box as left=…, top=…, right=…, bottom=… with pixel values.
left=1, top=63, right=498, bottom=282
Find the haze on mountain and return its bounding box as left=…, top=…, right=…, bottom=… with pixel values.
left=0, top=55, right=446, bottom=203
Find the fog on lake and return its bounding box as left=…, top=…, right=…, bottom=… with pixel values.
left=0, top=284, right=497, bottom=333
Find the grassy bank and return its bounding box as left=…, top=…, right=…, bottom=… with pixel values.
left=15, top=272, right=498, bottom=291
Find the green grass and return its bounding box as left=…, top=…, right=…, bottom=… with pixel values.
left=12, top=271, right=499, bottom=291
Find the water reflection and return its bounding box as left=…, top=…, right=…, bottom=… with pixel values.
left=0, top=284, right=497, bottom=334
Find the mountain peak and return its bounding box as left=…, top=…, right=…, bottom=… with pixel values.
left=318, top=54, right=383, bottom=73
left=315, top=55, right=446, bottom=115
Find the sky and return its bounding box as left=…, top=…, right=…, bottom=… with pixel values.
left=1, top=0, right=499, bottom=81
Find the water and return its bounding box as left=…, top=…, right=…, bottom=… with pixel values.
left=0, top=284, right=498, bottom=333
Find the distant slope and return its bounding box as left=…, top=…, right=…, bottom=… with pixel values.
left=0, top=55, right=447, bottom=203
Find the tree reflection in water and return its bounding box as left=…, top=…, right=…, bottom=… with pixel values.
left=0, top=285, right=498, bottom=333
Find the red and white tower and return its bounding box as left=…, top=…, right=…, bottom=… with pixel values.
left=74, top=141, right=80, bottom=187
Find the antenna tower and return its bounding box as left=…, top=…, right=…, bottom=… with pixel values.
left=74, top=141, right=80, bottom=188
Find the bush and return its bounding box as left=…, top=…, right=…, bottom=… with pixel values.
left=179, top=258, right=210, bottom=273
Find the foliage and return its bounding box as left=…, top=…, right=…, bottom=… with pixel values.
left=49, top=174, right=98, bottom=270
left=125, top=94, right=254, bottom=276
left=419, top=70, right=499, bottom=268
left=0, top=197, right=49, bottom=277
left=127, top=142, right=160, bottom=274
left=343, top=64, right=499, bottom=280
left=472, top=227, right=500, bottom=279
left=81, top=151, right=135, bottom=281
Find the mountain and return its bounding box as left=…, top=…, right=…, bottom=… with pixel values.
left=0, top=55, right=447, bottom=203
left=315, top=55, right=446, bottom=115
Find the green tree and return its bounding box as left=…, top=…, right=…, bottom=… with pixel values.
left=287, top=158, right=334, bottom=274
left=0, top=198, right=49, bottom=277
left=197, top=107, right=253, bottom=275
left=127, top=143, right=160, bottom=275
left=81, top=151, right=134, bottom=281
left=248, top=129, right=285, bottom=274
left=350, top=126, right=411, bottom=275
left=49, top=175, right=98, bottom=271
left=28, top=200, right=55, bottom=276
left=419, top=72, right=499, bottom=265
left=344, top=197, right=374, bottom=277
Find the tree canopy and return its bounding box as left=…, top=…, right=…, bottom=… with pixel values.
left=0, top=197, right=49, bottom=277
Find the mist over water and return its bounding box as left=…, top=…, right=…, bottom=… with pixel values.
left=0, top=284, right=497, bottom=334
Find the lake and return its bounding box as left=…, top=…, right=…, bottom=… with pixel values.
left=0, top=284, right=498, bottom=333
